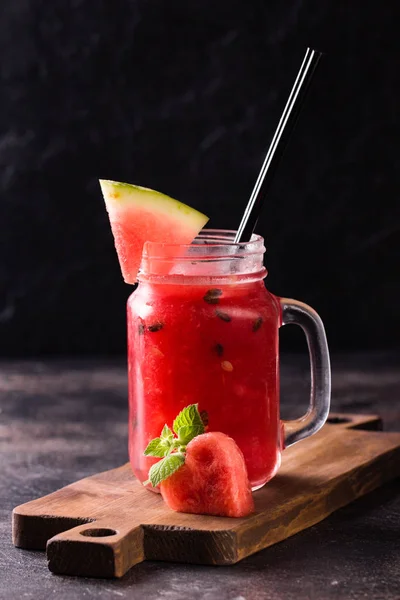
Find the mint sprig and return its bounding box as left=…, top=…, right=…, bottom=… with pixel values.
left=143, top=404, right=206, bottom=487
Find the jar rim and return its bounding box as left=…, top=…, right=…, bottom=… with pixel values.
left=142, top=229, right=265, bottom=259
left=138, top=229, right=266, bottom=282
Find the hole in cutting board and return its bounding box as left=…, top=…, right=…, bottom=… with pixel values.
left=327, top=416, right=351, bottom=424
left=80, top=528, right=117, bottom=538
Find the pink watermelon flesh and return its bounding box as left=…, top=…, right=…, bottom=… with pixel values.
left=100, top=180, right=209, bottom=284
left=160, top=432, right=255, bottom=518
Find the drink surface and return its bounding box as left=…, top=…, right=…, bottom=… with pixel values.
left=127, top=278, right=282, bottom=490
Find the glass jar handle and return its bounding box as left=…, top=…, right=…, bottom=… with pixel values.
left=280, top=298, right=331, bottom=448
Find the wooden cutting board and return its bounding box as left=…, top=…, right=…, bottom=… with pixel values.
left=12, top=414, right=400, bottom=578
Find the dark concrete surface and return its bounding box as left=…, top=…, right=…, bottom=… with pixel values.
left=0, top=352, right=399, bottom=599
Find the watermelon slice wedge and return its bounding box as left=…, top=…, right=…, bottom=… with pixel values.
left=99, top=180, right=209, bottom=284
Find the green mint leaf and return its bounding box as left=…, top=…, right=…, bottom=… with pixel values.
left=148, top=453, right=185, bottom=487
left=173, top=404, right=204, bottom=435
left=144, top=424, right=175, bottom=457
left=144, top=437, right=172, bottom=458
left=177, top=424, right=204, bottom=445
left=161, top=424, right=174, bottom=442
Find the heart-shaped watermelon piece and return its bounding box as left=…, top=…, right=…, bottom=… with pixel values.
left=160, top=432, right=254, bottom=518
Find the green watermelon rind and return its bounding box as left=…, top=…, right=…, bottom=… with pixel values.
left=99, top=180, right=208, bottom=224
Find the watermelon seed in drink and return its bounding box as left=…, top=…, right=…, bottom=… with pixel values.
left=214, top=343, right=224, bottom=356
left=215, top=310, right=232, bottom=322
left=252, top=317, right=263, bottom=332
left=148, top=322, right=164, bottom=333
left=203, top=289, right=223, bottom=304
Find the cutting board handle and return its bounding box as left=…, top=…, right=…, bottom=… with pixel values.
left=47, top=519, right=144, bottom=577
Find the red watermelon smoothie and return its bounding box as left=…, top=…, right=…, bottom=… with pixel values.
left=127, top=230, right=282, bottom=490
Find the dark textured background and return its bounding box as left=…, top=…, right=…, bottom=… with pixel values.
left=0, top=0, right=399, bottom=356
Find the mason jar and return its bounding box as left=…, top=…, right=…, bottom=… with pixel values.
left=127, top=229, right=331, bottom=490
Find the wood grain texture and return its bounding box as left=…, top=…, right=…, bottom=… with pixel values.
left=12, top=413, right=400, bottom=578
